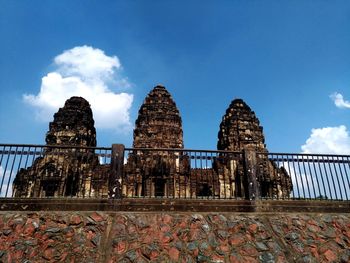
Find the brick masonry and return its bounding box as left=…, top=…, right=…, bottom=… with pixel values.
left=0, top=212, right=349, bottom=262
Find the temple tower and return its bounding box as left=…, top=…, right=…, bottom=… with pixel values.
left=216, top=98, right=292, bottom=198
left=124, top=85, right=189, bottom=197
left=13, top=97, right=107, bottom=197
left=133, top=85, right=183, bottom=149
left=218, top=99, right=266, bottom=152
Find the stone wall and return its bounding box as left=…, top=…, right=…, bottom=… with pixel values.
left=0, top=211, right=349, bottom=262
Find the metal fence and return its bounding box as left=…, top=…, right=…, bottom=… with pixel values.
left=0, top=144, right=112, bottom=198
left=268, top=153, right=350, bottom=200
left=0, top=144, right=349, bottom=201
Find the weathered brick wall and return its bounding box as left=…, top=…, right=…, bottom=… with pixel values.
left=0, top=212, right=349, bottom=262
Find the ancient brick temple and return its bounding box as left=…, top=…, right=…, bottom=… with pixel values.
left=215, top=99, right=292, bottom=198
left=123, top=85, right=190, bottom=197
left=13, top=97, right=109, bottom=197
left=12, top=90, right=292, bottom=200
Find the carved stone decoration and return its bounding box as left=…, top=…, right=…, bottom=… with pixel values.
left=124, top=85, right=190, bottom=197
left=215, top=99, right=292, bottom=198
left=13, top=97, right=109, bottom=198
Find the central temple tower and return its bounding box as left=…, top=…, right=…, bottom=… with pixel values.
left=124, top=85, right=189, bottom=197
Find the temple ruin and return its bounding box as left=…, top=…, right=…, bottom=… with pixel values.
left=13, top=97, right=109, bottom=198
left=215, top=99, right=292, bottom=198
left=123, top=85, right=190, bottom=197
left=12, top=88, right=292, bottom=200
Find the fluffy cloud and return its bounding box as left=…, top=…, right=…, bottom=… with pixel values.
left=23, top=45, right=133, bottom=131
left=301, top=125, right=350, bottom=154
left=330, top=92, right=350, bottom=109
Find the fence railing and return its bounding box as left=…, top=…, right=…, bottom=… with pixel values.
left=0, top=144, right=112, bottom=198
left=0, top=144, right=349, bottom=201
left=268, top=153, right=350, bottom=200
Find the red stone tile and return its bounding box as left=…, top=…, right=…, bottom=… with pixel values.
left=229, top=234, right=245, bottom=246
left=240, top=244, right=258, bottom=257
left=90, top=212, right=104, bottom=222
left=43, top=248, right=54, bottom=260
left=113, top=240, right=128, bottom=254
left=229, top=254, right=242, bottom=263
left=323, top=249, right=337, bottom=262
left=169, top=247, right=180, bottom=261
left=248, top=223, right=258, bottom=233
left=70, top=215, right=83, bottom=225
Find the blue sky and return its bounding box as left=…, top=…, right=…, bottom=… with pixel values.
left=1, top=0, right=350, bottom=153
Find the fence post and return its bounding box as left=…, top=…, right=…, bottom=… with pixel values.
left=109, top=144, right=125, bottom=199
left=243, top=148, right=259, bottom=200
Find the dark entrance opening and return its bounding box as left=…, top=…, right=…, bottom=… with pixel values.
left=197, top=183, right=212, bottom=197
left=154, top=178, right=166, bottom=196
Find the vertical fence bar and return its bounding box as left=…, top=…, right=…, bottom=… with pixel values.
left=317, top=156, right=328, bottom=199
left=311, top=157, right=321, bottom=199
left=301, top=156, right=311, bottom=199
left=336, top=156, right=347, bottom=200
left=332, top=155, right=343, bottom=200
left=326, top=156, right=338, bottom=200
left=0, top=146, right=11, bottom=196
left=284, top=155, right=294, bottom=199
left=0, top=145, right=5, bottom=168
left=6, top=146, right=18, bottom=197
left=193, top=151, right=197, bottom=198
left=291, top=155, right=300, bottom=198
left=345, top=156, right=350, bottom=200
left=295, top=154, right=306, bottom=199
left=222, top=153, right=226, bottom=199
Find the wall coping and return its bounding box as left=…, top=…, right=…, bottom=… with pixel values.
left=0, top=198, right=349, bottom=213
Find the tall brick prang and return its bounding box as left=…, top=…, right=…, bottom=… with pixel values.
left=13, top=97, right=109, bottom=198
left=124, top=85, right=189, bottom=197
left=216, top=99, right=292, bottom=198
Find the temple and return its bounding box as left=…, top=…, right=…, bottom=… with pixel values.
left=123, top=85, right=190, bottom=197
left=12, top=87, right=292, bottom=199
left=215, top=99, right=292, bottom=198
left=13, top=97, right=109, bottom=197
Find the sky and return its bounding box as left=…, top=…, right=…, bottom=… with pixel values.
left=1, top=0, right=350, bottom=154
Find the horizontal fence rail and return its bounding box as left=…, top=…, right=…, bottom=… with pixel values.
left=0, top=144, right=349, bottom=201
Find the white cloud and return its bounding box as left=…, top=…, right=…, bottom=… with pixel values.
left=23, top=45, right=134, bottom=131
left=301, top=125, right=350, bottom=154
left=330, top=92, right=350, bottom=109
